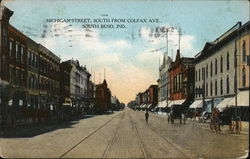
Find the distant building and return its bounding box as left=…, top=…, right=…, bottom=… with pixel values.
left=148, top=85, right=158, bottom=108
left=157, top=54, right=172, bottom=108
left=95, top=80, right=111, bottom=113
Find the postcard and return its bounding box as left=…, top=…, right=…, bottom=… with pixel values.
left=0, top=0, right=249, bottom=158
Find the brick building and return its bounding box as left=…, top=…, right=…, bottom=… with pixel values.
left=95, top=79, right=111, bottom=113
left=168, top=49, right=195, bottom=111
left=0, top=6, right=61, bottom=126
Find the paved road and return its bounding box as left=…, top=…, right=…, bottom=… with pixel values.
left=0, top=108, right=249, bottom=158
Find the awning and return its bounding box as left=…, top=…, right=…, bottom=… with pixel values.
left=236, top=90, right=249, bottom=106
left=167, top=101, right=174, bottom=107
left=158, top=100, right=167, bottom=108
left=168, top=99, right=185, bottom=107
left=156, top=101, right=161, bottom=108
left=189, top=100, right=203, bottom=109
left=216, top=97, right=234, bottom=111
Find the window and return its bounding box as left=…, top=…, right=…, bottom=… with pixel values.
left=206, top=82, right=208, bottom=96
left=242, top=68, right=246, bottom=87
left=210, top=81, right=213, bottom=96
left=202, top=67, right=205, bottom=80
left=195, top=70, right=197, bottom=82
left=227, top=75, right=230, bottom=94
left=9, top=41, right=13, bottom=57
left=220, top=78, right=223, bottom=95
left=206, top=64, right=208, bottom=78
left=215, top=59, right=217, bottom=75
left=215, top=80, right=217, bottom=96
left=15, top=43, right=19, bottom=60
left=21, top=46, right=24, bottom=63
left=210, top=61, right=213, bottom=76
left=242, top=40, right=246, bottom=63
left=198, top=69, right=200, bottom=81
left=221, top=56, right=223, bottom=73
left=227, top=52, right=229, bottom=70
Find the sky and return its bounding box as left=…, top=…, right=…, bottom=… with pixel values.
left=2, top=0, right=249, bottom=104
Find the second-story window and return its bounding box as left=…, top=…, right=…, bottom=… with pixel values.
left=21, top=46, right=24, bottom=63
left=198, top=69, right=200, bottom=81
left=215, top=58, right=217, bottom=75
left=227, top=75, right=230, bottom=94
left=227, top=52, right=230, bottom=70
left=15, top=43, right=19, bottom=60
left=195, top=70, right=197, bottom=82
left=210, top=61, right=213, bottom=77
left=9, top=40, right=13, bottom=57
left=221, top=55, right=223, bottom=73
left=242, top=40, right=246, bottom=63
left=206, top=64, right=208, bottom=78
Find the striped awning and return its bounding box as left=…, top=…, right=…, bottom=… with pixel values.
left=189, top=100, right=203, bottom=109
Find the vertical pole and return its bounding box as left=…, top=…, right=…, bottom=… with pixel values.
left=166, top=28, right=168, bottom=56
left=99, top=72, right=100, bottom=84
left=179, top=27, right=182, bottom=52
left=104, top=68, right=106, bottom=80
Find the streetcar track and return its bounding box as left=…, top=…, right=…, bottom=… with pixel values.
left=101, top=111, right=125, bottom=158
left=141, top=111, right=192, bottom=159
left=58, top=112, right=122, bottom=158
left=127, top=113, right=148, bottom=159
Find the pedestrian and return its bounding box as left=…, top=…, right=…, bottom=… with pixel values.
left=182, top=113, right=186, bottom=124
left=145, top=110, right=149, bottom=124
left=167, top=111, right=170, bottom=123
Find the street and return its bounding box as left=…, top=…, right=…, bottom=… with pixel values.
left=0, top=108, right=249, bottom=159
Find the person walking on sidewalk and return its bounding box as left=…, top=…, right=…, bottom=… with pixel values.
left=145, top=110, right=149, bottom=124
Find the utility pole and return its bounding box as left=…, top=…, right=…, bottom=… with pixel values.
left=99, top=72, right=100, bottom=84
left=178, top=27, right=182, bottom=52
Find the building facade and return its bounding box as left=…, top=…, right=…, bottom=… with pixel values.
left=157, top=54, right=172, bottom=108
left=168, top=49, right=195, bottom=111
left=0, top=6, right=61, bottom=126
left=65, top=60, right=91, bottom=116
left=148, top=85, right=158, bottom=108
left=95, top=79, right=111, bottom=113
left=192, top=22, right=249, bottom=121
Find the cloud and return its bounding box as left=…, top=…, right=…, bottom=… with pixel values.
left=34, top=22, right=196, bottom=104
